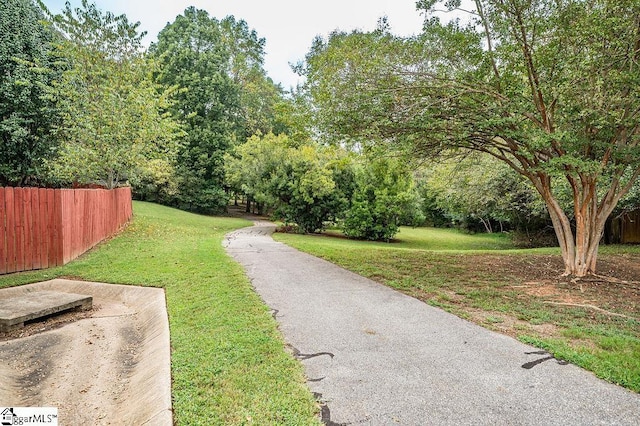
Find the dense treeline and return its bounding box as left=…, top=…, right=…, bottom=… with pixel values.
left=3, top=0, right=640, bottom=276
left=1, top=0, right=62, bottom=186
left=1, top=0, right=289, bottom=214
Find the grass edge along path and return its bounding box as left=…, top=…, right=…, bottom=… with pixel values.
left=0, top=201, right=321, bottom=425
left=273, top=228, right=640, bottom=394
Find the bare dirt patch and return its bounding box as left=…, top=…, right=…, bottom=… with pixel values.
left=0, top=279, right=171, bottom=425
left=402, top=252, right=640, bottom=343
left=465, top=253, right=640, bottom=315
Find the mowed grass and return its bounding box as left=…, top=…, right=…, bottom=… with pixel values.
left=322, top=226, right=515, bottom=252
left=0, top=201, right=320, bottom=425
left=274, top=226, right=640, bottom=393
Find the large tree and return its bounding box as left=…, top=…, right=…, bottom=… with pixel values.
left=47, top=0, right=181, bottom=189
left=151, top=7, right=239, bottom=212
left=303, top=0, right=640, bottom=277
left=0, top=0, right=61, bottom=186
left=220, top=16, right=285, bottom=138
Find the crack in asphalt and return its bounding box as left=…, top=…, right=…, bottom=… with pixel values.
left=313, top=392, right=347, bottom=426
left=522, top=351, right=569, bottom=369
left=293, top=349, right=335, bottom=361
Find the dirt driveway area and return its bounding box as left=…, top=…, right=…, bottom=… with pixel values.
left=0, top=279, right=171, bottom=425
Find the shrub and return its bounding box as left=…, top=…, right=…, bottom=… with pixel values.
left=343, top=158, right=424, bottom=241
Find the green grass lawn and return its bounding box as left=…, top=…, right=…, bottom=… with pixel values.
left=274, top=226, right=640, bottom=393
left=356, top=226, right=515, bottom=251
left=0, top=201, right=320, bottom=425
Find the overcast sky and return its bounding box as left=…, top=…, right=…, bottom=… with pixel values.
left=41, top=1, right=426, bottom=89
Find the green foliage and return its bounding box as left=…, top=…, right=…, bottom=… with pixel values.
left=132, top=158, right=179, bottom=205
left=302, top=1, right=640, bottom=275
left=45, top=0, right=182, bottom=189
left=424, top=154, right=548, bottom=233
left=227, top=136, right=423, bottom=240
left=150, top=8, right=285, bottom=213
left=150, top=7, right=239, bottom=212
left=221, top=15, right=286, bottom=138
left=343, top=158, right=424, bottom=241
left=0, top=0, right=62, bottom=186
left=225, top=133, right=353, bottom=233
left=271, top=88, right=315, bottom=145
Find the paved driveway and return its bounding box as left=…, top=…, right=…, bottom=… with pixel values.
left=224, top=222, right=640, bottom=425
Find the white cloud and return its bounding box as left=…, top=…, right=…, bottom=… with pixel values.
left=41, top=1, right=425, bottom=89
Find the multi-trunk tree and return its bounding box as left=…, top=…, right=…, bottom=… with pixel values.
left=304, top=0, right=640, bottom=277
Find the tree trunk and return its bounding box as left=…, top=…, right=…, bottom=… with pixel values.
left=539, top=182, right=609, bottom=278
left=106, top=170, right=116, bottom=189
left=479, top=217, right=492, bottom=233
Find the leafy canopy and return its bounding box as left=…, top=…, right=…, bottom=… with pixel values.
left=303, top=0, right=640, bottom=275
left=152, top=7, right=282, bottom=212
left=343, top=157, right=425, bottom=241
left=0, top=0, right=62, bottom=186
left=46, top=0, right=182, bottom=189
left=225, top=133, right=352, bottom=233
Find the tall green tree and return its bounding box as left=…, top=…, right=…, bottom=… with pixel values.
left=151, top=8, right=240, bottom=213
left=151, top=9, right=286, bottom=212
left=0, top=0, right=61, bottom=186
left=46, top=0, right=181, bottom=189
left=304, top=0, right=640, bottom=277
left=220, top=16, right=284, bottom=138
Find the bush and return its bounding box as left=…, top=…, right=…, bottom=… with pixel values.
left=225, top=134, right=354, bottom=233
left=342, top=158, right=424, bottom=241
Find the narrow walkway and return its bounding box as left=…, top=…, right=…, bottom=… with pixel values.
left=224, top=223, right=640, bottom=425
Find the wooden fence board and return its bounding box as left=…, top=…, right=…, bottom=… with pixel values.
left=61, top=190, right=73, bottom=264
left=22, top=189, right=32, bottom=271
left=51, top=189, right=62, bottom=267
left=0, top=187, right=132, bottom=274
left=4, top=188, right=16, bottom=274
left=14, top=189, right=25, bottom=273
left=30, top=189, right=41, bottom=271
left=0, top=189, right=5, bottom=275
left=622, top=211, right=640, bottom=243
left=39, top=189, right=49, bottom=269
left=71, top=190, right=80, bottom=261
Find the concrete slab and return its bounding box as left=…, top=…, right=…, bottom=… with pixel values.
left=0, top=291, right=92, bottom=331
left=0, top=279, right=172, bottom=425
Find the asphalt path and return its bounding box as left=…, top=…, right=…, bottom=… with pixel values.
left=224, top=222, right=640, bottom=425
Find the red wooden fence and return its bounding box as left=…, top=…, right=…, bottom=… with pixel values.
left=0, top=187, right=132, bottom=275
